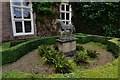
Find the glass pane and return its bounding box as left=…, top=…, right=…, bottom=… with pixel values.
left=23, top=9, right=31, bottom=19
left=24, top=21, right=31, bottom=33
left=61, top=13, right=65, bottom=20
left=12, top=0, right=21, bottom=6
left=61, top=5, right=64, bottom=11
left=63, top=21, right=65, bottom=24
left=66, top=13, right=69, bottom=20
left=13, top=7, right=22, bottom=18
left=66, top=5, right=69, bottom=11
left=15, top=22, right=22, bottom=33
left=23, top=0, right=31, bottom=7
left=66, top=21, right=69, bottom=24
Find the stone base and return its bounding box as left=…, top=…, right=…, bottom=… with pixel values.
left=57, top=37, right=78, bottom=56
left=64, top=50, right=76, bottom=57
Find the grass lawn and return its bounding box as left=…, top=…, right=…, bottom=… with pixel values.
left=0, top=42, right=10, bottom=51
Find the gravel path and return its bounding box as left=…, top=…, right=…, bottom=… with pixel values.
left=2, top=50, right=55, bottom=74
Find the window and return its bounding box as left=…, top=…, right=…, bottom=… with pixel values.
left=10, top=0, right=34, bottom=36
left=60, top=3, right=72, bottom=24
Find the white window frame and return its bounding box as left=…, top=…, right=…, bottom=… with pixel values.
left=60, top=2, right=72, bottom=24
left=10, top=0, right=34, bottom=36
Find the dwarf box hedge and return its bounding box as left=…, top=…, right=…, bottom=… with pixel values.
left=10, top=39, right=29, bottom=47
left=76, top=36, right=119, bottom=58
left=1, top=36, right=58, bottom=65
left=1, top=35, right=119, bottom=65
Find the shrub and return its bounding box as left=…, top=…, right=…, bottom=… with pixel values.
left=2, top=35, right=119, bottom=66
left=2, top=36, right=58, bottom=65
left=54, top=52, right=72, bottom=74
left=87, top=50, right=99, bottom=58
left=103, top=24, right=117, bottom=37
left=10, top=40, right=29, bottom=47
left=38, top=45, right=51, bottom=57
left=76, top=45, right=84, bottom=51
left=76, top=36, right=119, bottom=58
left=37, top=45, right=72, bottom=74
left=74, top=50, right=89, bottom=64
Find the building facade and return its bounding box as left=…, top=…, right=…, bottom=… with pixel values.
left=1, top=1, right=72, bottom=42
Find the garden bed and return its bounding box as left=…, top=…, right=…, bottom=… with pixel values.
left=2, top=42, right=116, bottom=75
left=1, top=34, right=120, bottom=78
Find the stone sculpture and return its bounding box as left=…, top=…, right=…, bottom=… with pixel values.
left=56, top=19, right=76, bottom=39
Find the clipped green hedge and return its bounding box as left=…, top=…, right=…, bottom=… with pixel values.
left=1, top=35, right=119, bottom=65
left=76, top=36, right=120, bottom=58
left=10, top=39, right=29, bottom=47
left=2, top=34, right=120, bottom=78
left=1, top=36, right=58, bottom=65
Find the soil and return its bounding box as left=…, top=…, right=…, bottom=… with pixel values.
left=82, top=43, right=115, bottom=69
left=2, top=43, right=115, bottom=75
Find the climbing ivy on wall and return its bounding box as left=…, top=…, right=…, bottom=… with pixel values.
left=32, top=2, right=60, bottom=37
left=70, top=2, right=120, bottom=37
left=32, top=2, right=60, bottom=23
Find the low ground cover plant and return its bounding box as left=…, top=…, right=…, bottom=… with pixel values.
left=87, top=50, right=99, bottom=58
left=76, top=45, right=84, bottom=51
left=38, top=45, right=72, bottom=74
left=75, top=45, right=99, bottom=65
left=74, top=49, right=89, bottom=64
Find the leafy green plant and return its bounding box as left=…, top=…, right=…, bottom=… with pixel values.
left=74, top=50, right=89, bottom=64
left=37, top=45, right=72, bottom=74
left=10, top=40, right=29, bottom=47
left=38, top=45, right=51, bottom=57
left=76, top=45, right=84, bottom=51
left=32, top=2, right=60, bottom=23
left=2, top=36, right=58, bottom=65
left=71, top=2, right=120, bottom=37
left=87, top=50, right=99, bottom=58
left=54, top=52, right=72, bottom=74
left=103, top=24, right=117, bottom=37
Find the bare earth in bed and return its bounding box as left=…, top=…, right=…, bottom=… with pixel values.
left=2, top=43, right=115, bottom=74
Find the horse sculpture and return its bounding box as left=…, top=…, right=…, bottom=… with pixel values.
left=56, top=19, right=76, bottom=39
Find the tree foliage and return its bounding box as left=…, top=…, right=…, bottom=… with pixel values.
left=70, top=2, right=120, bottom=37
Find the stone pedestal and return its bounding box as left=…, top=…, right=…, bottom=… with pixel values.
left=57, top=37, right=78, bottom=56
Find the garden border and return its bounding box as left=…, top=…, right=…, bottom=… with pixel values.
left=1, top=35, right=120, bottom=65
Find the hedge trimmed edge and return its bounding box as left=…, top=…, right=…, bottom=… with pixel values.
left=1, top=35, right=120, bottom=65
left=1, top=36, right=58, bottom=65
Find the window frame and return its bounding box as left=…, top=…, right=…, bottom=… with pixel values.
left=60, top=2, right=72, bottom=24
left=10, top=0, right=34, bottom=36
